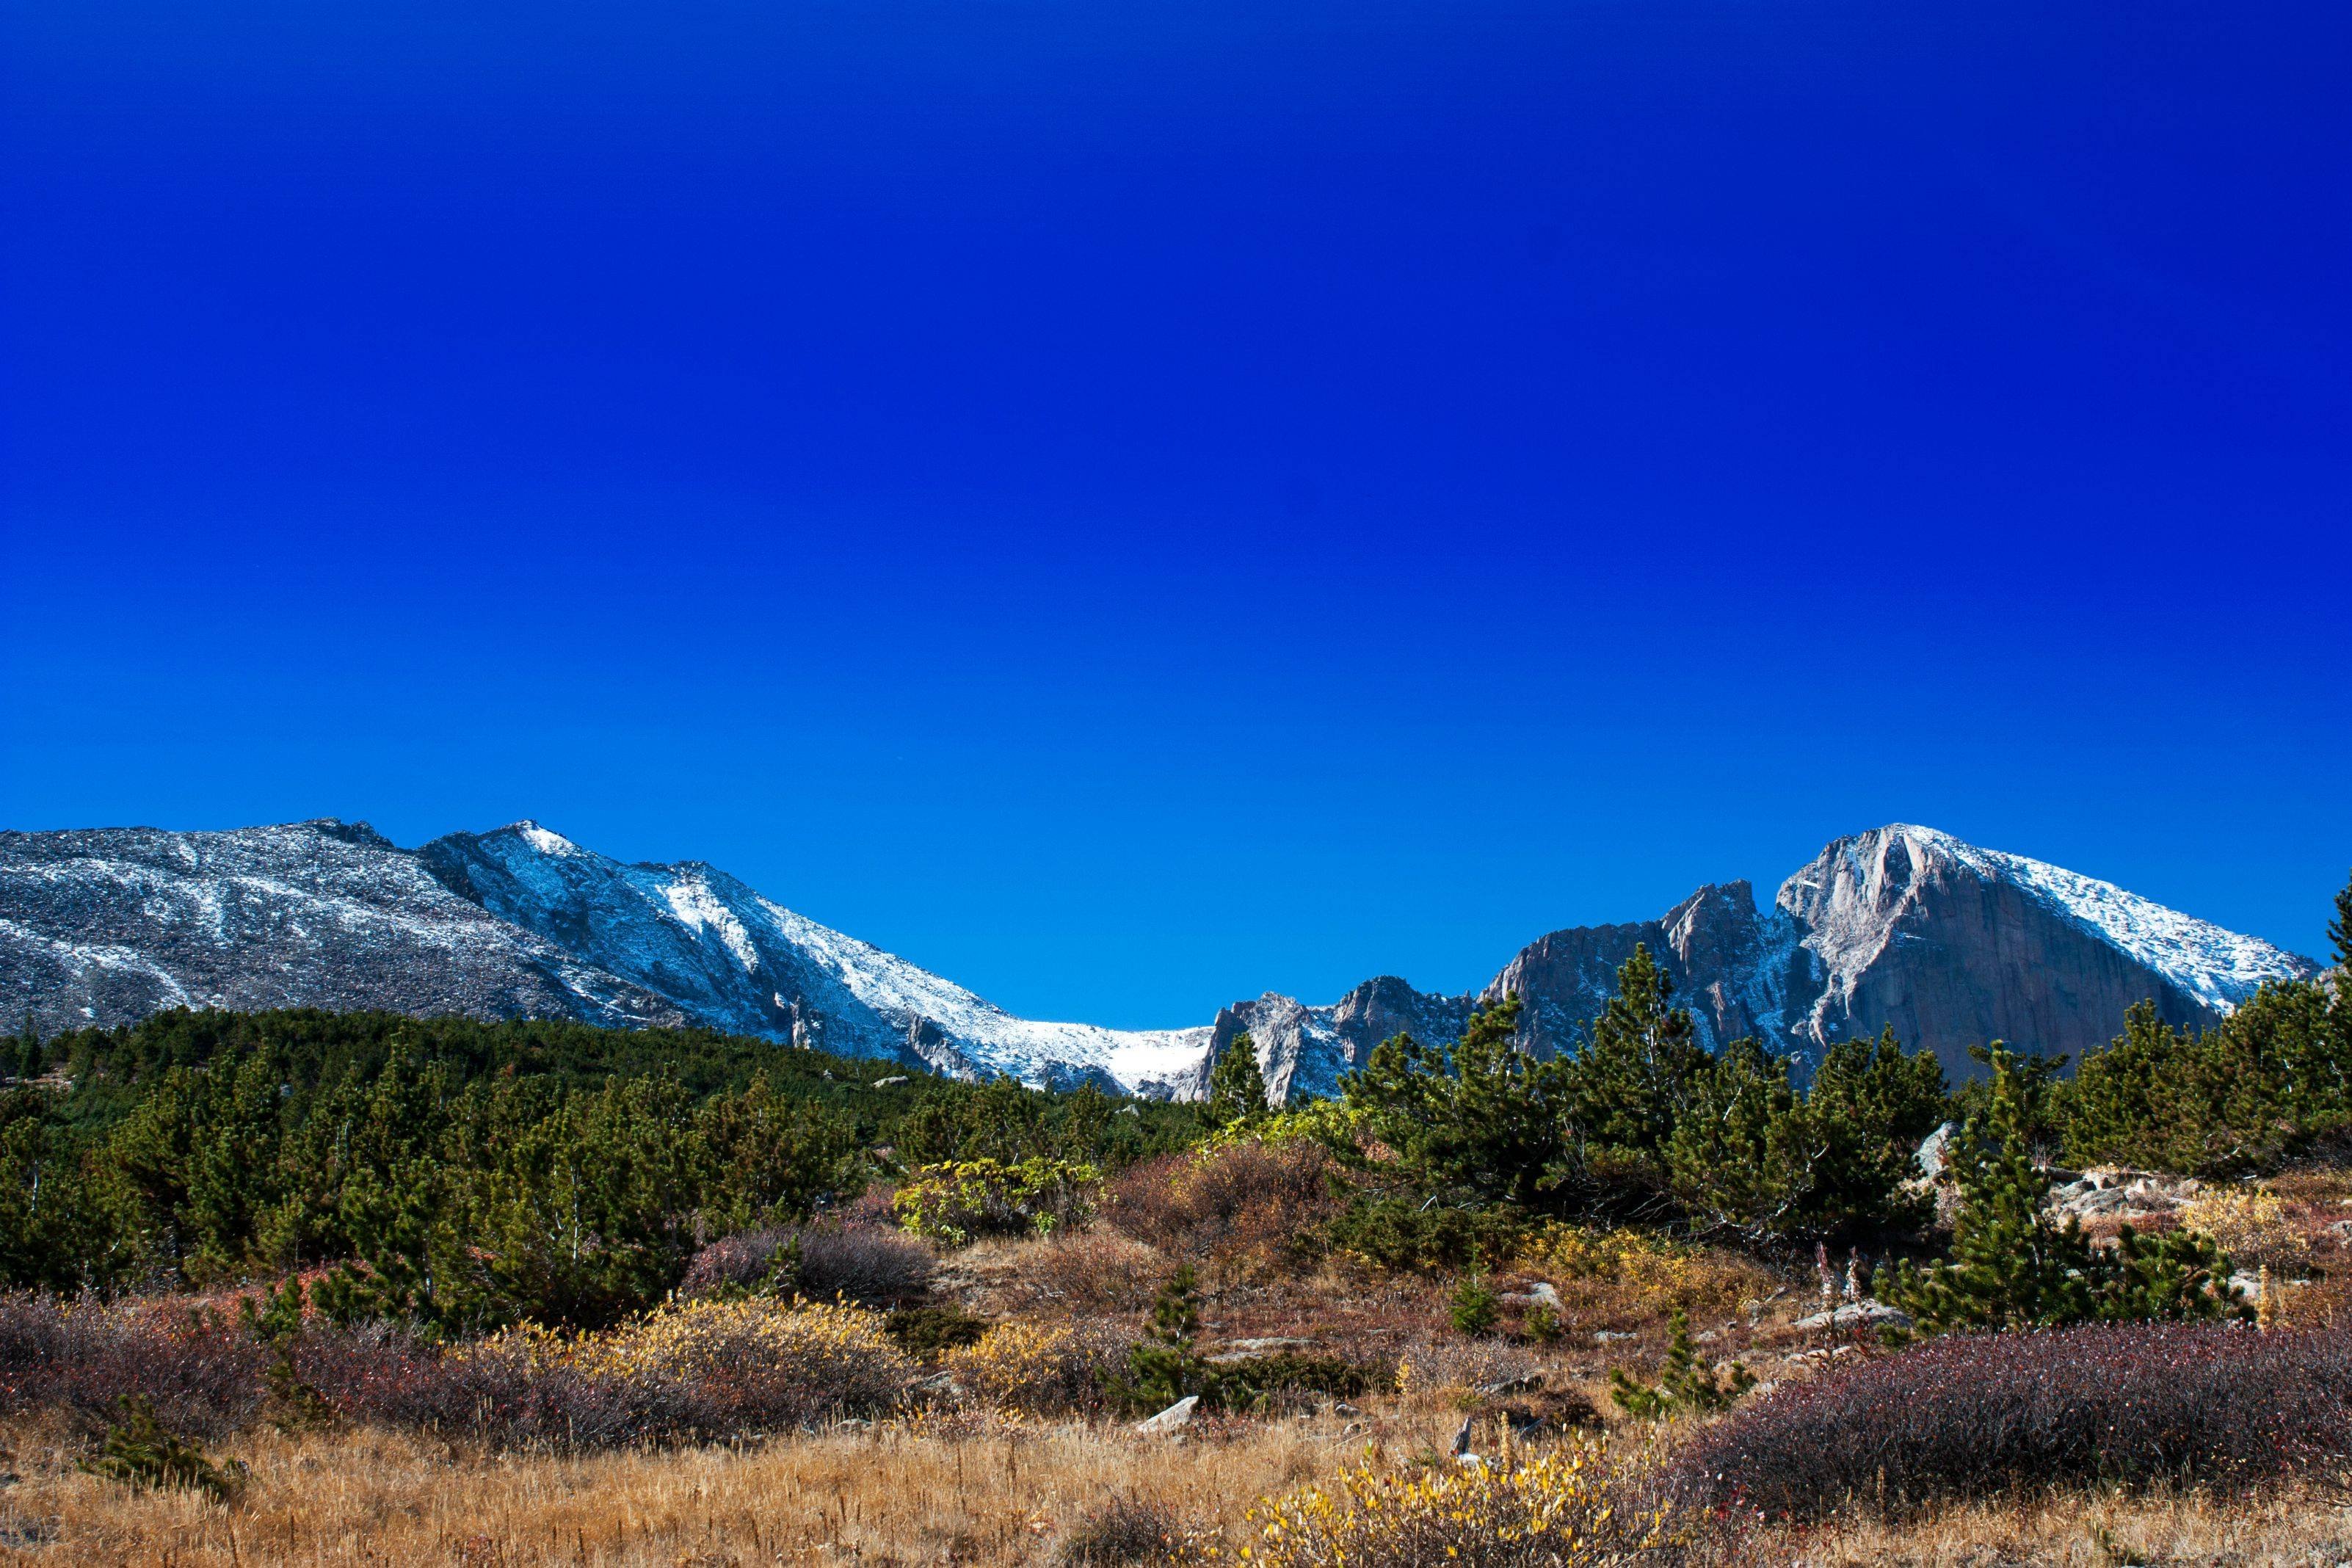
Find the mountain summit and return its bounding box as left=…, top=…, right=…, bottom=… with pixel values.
left=0, top=820, right=2316, bottom=1097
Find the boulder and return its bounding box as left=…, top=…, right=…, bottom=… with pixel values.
left=1135, top=1395, right=1199, bottom=1435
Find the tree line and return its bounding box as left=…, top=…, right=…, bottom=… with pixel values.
left=0, top=1010, right=1194, bottom=1321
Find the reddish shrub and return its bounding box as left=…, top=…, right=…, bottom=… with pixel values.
left=679, top=1224, right=934, bottom=1305
left=1108, top=1142, right=1345, bottom=1277
left=0, top=1293, right=266, bottom=1438
left=1678, top=1322, right=2352, bottom=1518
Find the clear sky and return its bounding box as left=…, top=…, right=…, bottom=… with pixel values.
left=4, top=1, right=2346, bottom=1027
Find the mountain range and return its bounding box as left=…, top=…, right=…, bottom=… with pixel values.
left=0, top=819, right=2319, bottom=1100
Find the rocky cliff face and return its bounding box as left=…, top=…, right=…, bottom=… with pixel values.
left=1194, top=977, right=1476, bottom=1103
left=1478, top=882, right=1811, bottom=1060
left=0, top=818, right=2318, bottom=1100
left=1773, top=824, right=2308, bottom=1083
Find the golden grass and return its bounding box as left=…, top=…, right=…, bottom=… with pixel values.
left=0, top=1407, right=1482, bottom=1567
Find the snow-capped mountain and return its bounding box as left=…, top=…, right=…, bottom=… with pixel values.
left=416, top=823, right=1208, bottom=1095
left=0, top=821, right=684, bottom=1035
left=0, top=818, right=2320, bottom=1098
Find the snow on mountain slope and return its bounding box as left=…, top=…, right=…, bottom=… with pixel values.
left=420, top=824, right=1211, bottom=1095
left=1774, top=824, right=2320, bottom=1080
left=0, top=821, right=684, bottom=1037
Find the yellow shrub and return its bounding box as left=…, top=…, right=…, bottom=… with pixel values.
left=466, top=1297, right=915, bottom=1428
left=1521, top=1223, right=1777, bottom=1320
left=1209, top=1436, right=1683, bottom=1568
left=939, top=1321, right=1107, bottom=1413
left=2180, top=1188, right=2312, bottom=1273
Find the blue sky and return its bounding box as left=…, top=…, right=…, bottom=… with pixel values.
left=4, top=1, right=2346, bottom=1026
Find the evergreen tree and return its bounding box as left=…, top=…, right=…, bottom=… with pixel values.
left=1880, top=1045, right=2245, bottom=1334
left=1666, top=1036, right=1804, bottom=1240
left=1205, top=1031, right=1270, bottom=1128
left=1798, top=1026, right=1945, bottom=1236
left=1106, top=1266, right=1212, bottom=1412
left=1559, top=945, right=1710, bottom=1205
left=1343, top=994, right=1563, bottom=1208
left=1610, top=1307, right=1754, bottom=1418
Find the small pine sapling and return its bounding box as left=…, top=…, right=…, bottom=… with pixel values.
left=81, top=1396, right=244, bottom=1500
left=1448, top=1274, right=1500, bottom=1335
left=1610, top=1307, right=1754, bottom=1419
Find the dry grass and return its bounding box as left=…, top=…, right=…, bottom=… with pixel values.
left=0, top=1407, right=1473, bottom=1567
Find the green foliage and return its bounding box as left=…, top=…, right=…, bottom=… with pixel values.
left=2066, top=990, right=2351, bottom=1177
left=1320, top=1194, right=1534, bottom=1274
left=1609, top=1307, right=1754, bottom=1419
left=1105, top=1266, right=1213, bottom=1414
left=1558, top=946, right=1710, bottom=1202
left=1522, top=1302, right=1561, bottom=1343
left=1448, top=1273, right=1499, bottom=1335
left=81, top=1395, right=244, bottom=1500
left=882, top=1304, right=992, bottom=1356
left=890, top=1156, right=1101, bottom=1247
left=11, top=1008, right=1183, bottom=1321
left=1879, top=1045, right=2247, bottom=1335
left=1341, top=948, right=1940, bottom=1245
left=0, top=1086, right=111, bottom=1292
left=1344, top=993, right=1564, bottom=1209
left=1205, top=1031, right=1271, bottom=1130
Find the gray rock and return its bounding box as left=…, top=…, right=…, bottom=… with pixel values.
left=1136, top=1395, right=1199, bottom=1434
left=1917, top=1122, right=1958, bottom=1180
left=1793, top=1301, right=1912, bottom=1332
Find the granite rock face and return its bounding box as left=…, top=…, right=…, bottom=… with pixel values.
left=1774, top=825, right=2315, bottom=1084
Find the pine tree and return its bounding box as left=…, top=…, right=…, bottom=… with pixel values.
left=1341, top=994, right=1563, bottom=1208
left=1106, top=1266, right=1213, bottom=1412
left=1560, top=945, right=1710, bottom=1202
left=1610, top=1307, right=1754, bottom=1418
left=1205, top=1031, right=1269, bottom=1128
left=1879, top=1045, right=2246, bottom=1333
left=1877, top=1045, right=2095, bottom=1332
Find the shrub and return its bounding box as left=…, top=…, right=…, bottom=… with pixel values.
left=0, top=1294, right=267, bottom=1438
left=1108, top=1141, right=1344, bottom=1278
left=1056, top=1495, right=1183, bottom=1567
left=1520, top=1223, right=1781, bottom=1322
left=893, top=1158, right=1100, bottom=1246
left=79, top=1395, right=244, bottom=1500
left=555, top=1296, right=915, bottom=1433
left=885, top=1304, right=992, bottom=1357
left=941, top=1321, right=1123, bottom=1414
left=1232, top=1434, right=1688, bottom=1567
left=680, top=1224, right=935, bottom=1304
left=1321, top=1196, right=1533, bottom=1274
left=1677, top=1321, right=2352, bottom=1518
left=305, top=1298, right=917, bottom=1448
left=2179, top=1188, right=2313, bottom=1274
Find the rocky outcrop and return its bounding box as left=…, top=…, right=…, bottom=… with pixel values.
left=1774, top=825, right=2310, bottom=1084
left=1195, top=977, right=1474, bottom=1103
